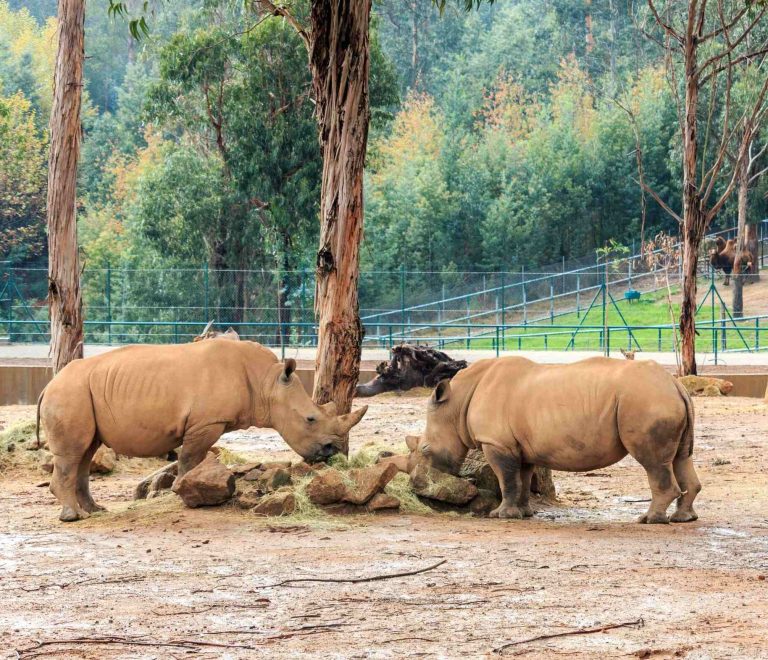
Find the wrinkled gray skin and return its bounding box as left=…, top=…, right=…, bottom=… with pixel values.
left=403, top=357, right=701, bottom=524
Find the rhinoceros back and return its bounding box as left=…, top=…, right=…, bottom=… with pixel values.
left=80, top=342, right=269, bottom=457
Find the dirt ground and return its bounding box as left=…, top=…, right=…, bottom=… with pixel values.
left=1, top=392, right=767, bottom=659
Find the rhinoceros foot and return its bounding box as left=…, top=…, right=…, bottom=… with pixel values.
left=519, top=503, right=535, bottom=518
left=637, top=512, right=669, bottom=524
left=670, top=509, right=698, bottom=523
left=59, top=505, right=90, bottom=522
left=489, top=503, right=523, bottom=519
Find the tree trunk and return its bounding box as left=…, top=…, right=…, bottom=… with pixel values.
left=733, top=162, right=749, bottom=318
left=310, top=0, right=371, bottom=435
left=747, top=224, right=759, bottom=282
left=531, top=467, right=556, bottom=501
left=47, top=0, right=85, bottom=374
left=679, top=18, right=702, bottom=377
left=679, top=227, right=701, bottom=376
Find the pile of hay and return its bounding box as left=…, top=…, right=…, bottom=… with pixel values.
left=0, top=421, right=40, bottom=471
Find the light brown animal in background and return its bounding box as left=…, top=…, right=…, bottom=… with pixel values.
left=619, top=348, right=635, bottom=360
left=37, top=336, right=367, bottom=521
left=403, top=357, right=700, bottom=524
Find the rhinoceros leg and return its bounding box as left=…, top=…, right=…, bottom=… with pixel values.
left=176, top=423, right=226, bottom=480
left=670, top=456, right=701, bottom=523
left=51, top=455, right=90, bottom=522
left=482, top=444, right=524, bottom=520
left=76, top=440, right=106, bottom=513
left=636, top=463, right=681, bottom=524
left=517, top=463, right=535, bottom=518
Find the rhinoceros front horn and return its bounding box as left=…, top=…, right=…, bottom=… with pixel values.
left=336, top=405, right=368, bottom=433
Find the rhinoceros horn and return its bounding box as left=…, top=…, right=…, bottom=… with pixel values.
left=335, top=405, right=368, bottom=434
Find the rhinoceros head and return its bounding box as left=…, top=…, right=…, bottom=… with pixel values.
left=404, top=379, right=467, bottom=475
left=268, top=358, right=368, bottom=463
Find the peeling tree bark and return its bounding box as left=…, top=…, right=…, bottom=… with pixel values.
left=733, top=162, right=749, bottom=318
left=47, top=0, right=85, bottom=373
left=679, top=16, right=702, bottom=377
left=309, top=0, right=371, bottom=440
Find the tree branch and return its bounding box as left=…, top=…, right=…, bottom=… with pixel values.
left=256, top=0, right=310, bottom=50
left=632, top=176, right=683, bottom=225
left=647, top=0, right=683, bottom=43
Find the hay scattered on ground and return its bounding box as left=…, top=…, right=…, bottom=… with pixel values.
left=217, top=447, right=250, bottom=465
left=0, top=420, right=40, bottom=471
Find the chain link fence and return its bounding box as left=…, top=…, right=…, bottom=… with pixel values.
left=2, top=224, right=765, bottom=352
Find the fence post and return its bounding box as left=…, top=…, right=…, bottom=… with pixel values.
left=500, top=270, right=506, bottom=351
left=549, top=278, right=554, bottom=324
left=106, top=262, right=112, bottom=344
left=602, top=259, right=607, bottom=355
left=7, top=269, right=13, bottom=341
left=576, top=274, right=581, bottom=318
left=300, top=268, right=307, bottom=343
left=521, top=266, right=527, bottom=326
left=203, top=262, right=210, bottom=321
left=400, top=264, right=406, bottom=324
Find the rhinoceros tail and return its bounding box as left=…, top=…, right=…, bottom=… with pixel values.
left=672, top=378, right=695, bottom=458
left=35, top=387, right=45, bottom=449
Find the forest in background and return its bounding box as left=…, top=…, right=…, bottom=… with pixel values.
left=2, top=0, right=768, bottom=280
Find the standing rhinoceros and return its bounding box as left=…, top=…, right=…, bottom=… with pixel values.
left=37, top=337, right=367, bottom=521
left=403, top=356, right=701, bottom=524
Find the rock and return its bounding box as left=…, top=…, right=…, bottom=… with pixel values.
left=256, top=467, right=292, bottom=492
left=469, top=489, right=501, bottom=517
left=261, top=460, right=293, bottom=470
left=242, top=468, right=265, bottom=481
left=409, top=464, right=478, bottom=505
left=305, top=469, right=346, bottom=505
left=291, top=462, right=316, bottom=478
left=134, top=463, right=178, bottom=500
left=172, top=454, right=235, bottom=508
left=234, top=486, right=263, bottom=510
left=678, top=375, right=733, bottom=396
left=342, top=463, right=399, bottom=505
left=6, top=442, right=15, bottom=453
left=459, top=449, right=501, bottom=498
left=252, top=491, right=295, bottom=516
left=367, top=493, right=400, bottom=511
left=230, top=462, right=262, bottom=477
left=90, top=446, right=116, bottom=474
left=40, top=451, right=54, bottom=474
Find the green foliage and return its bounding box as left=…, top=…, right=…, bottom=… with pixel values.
left=0, top=92, right=47, bottom=262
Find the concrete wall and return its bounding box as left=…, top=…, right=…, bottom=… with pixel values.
left=2, top=365, right=763, bottom=406
left=0, top=366, right=379, bottom=406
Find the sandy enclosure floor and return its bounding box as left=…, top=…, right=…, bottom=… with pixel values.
left=1, top=393, right=767, bottom=659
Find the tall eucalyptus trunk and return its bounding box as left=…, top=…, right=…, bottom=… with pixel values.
left=309, top=0, right=371, bottom=445
left=47, top=0, right=85, bottom=373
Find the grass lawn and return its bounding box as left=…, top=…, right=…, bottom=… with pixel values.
left=421, top=284, right=764, bottom=354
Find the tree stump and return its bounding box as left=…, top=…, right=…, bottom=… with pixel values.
left=356, top=345, right=467, bottom=397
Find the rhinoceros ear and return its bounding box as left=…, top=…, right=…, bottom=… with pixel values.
left=281, top=358, right=297, bottom=382
left=405, top=434, right=420, bottom=451
left=433, top=379, right=451, bottom=404
left=321, top=401, right=338, bottom=417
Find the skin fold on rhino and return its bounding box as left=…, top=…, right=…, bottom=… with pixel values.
left=37, top=337, right=367, bottom=522
left=402, top=356, right=701, bottom=524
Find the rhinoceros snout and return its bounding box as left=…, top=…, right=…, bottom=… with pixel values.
left=306, top=442, right=340, bottom=464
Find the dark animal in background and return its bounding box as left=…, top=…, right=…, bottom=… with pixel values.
left=708, top=237, right=751, bottom=285
left=356, top=345, right=467, bottom=397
